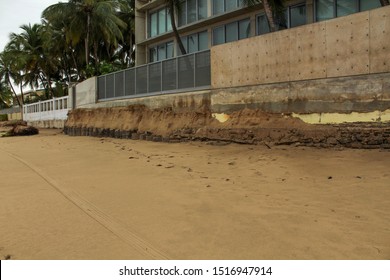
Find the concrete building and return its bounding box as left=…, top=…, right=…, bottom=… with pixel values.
left=31, top=0, right=389, bottom=128
left=135, top=0, right=382, bottom=66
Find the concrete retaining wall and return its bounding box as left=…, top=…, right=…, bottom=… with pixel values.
left=211, top=6, right=390, bottom=88
left=69, top=77, right=97, bottom=109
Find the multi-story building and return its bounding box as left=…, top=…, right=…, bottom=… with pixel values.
left=135, top=0, right=382, bottom=66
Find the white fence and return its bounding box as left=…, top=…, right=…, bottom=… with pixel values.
left=23, top=96, right=69, bottom=122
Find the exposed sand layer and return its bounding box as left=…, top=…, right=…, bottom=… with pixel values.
left=65, top=106, right=390, bottom=148
left=1, top=130, right=389, bottom=260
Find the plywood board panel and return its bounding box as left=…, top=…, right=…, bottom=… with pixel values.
left=326, top=12, right=370, bottom=78
left=230, top=41, right=244, bottom=86
left=369, top=6, right=390, bottom=74
left=257, top=30, right=290, bottom=84
left=289, top=22, right=327, bottom=81
left=211, top=44, right=234, bottom=88
left=231, top=38, right=259, bottom=87
left=256, top=34, right=272, bottom=84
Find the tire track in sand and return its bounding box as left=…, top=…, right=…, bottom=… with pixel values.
left=1, top=149, right=169, bottom=260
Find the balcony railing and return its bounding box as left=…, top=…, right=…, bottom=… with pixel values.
left=97, top=50, right=211, bottom=101
left=23, top=96, right=69, bottom=122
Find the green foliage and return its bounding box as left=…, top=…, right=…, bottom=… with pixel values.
left=0, top=114, right=8, bottom=121
left=0, top=81, right=12, bottom=108
left=0, top=0, right=135, bottom=96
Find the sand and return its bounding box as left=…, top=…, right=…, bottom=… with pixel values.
left=0, top=130, right=389, bottom=260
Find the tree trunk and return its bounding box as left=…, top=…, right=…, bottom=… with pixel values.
left=94, top=41, right=99, bottom=67
left=380, top=0, right=390, bottom=6
left=128, top=30, right=133, bottom=67
left=263, top=0, right=277, bottom=32
left=169, top=1, right=186, bottom=55
left=70, top=47, right=81, bottom=80
left=8, top=80, right=21, bottom=108
left=19, top=83, right=24, bottom=106
left=85, top=13, right=91, bottom=65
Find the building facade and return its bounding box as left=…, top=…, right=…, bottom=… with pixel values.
left=135, top=0, right=382, bottom=66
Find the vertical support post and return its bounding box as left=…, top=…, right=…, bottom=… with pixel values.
left=147, top=64, right=149, bottom=94
left=135, top=68, right=137, bottom=95
left=53, top=97, right=56, bottom=120
left=39, top=100, right=41, bottom=121
left=193, top=53, right=196, bottom=88
left=113, top=73, right=116, bottom=99
left=160, top=61, right=163, bottom=93
left=105, top=76, right=107, bottom=99
left=123, top=71, right=126, bottom=96
left=176, top=56, right=179, bottom=90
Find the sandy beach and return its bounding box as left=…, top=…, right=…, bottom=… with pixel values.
left=0, top=130, right=389, bottom=260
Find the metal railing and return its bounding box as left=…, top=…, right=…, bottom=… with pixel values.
left=97, top=50, right=211, bottom=101
left=23, top=96, right=69, bottom=122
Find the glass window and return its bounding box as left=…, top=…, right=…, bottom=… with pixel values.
left=226, top=22, right=238, bottom=43
left=178, top=1, right=187, bottom=26
left=187, top=0, right=197, bottom=24
left=198, top=31, right=208, bottom=50
left=316, top=0, right=334, bottom=22
left=167, top=12, right=172, bottom=31
left=150, top=41, right=174, bottom=62
left=239, top=18, right=250, bottom=40
left=226, top=0, right=237, bottom=12
left=198, top=0, right=207, bottom=20
left=167, top=42, right=174, bottom=59
left=213, top=26, right=225, bottom=45
left=290, top=4, right=306, bottom=28
left=188, top=34, right=198, bottom=53
left=360, top=0, right=381, bottom=11
left=213, top=0, right=224, bottom=15
left=257, top=14, right=270, bottom=35
left=158, top=44, right=166, bottom=60
left=150, top=12, right=158, bottom=37
left=150, top=47, right=157, bottom=62
left=180, top=37, right=188, bottom=55
left=337, top=0, right=358, bottom=17
left=158, top=9, right=166, bottom=34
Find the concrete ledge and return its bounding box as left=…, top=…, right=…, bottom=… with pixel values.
left=27, top=120, right=66, bottom=129
left=211, top=73, right=390, bottom=115
left=78, top=90, right=212, bottom=112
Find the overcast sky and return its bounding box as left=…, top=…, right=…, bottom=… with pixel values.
left=0, top=0, right=61, bottom=52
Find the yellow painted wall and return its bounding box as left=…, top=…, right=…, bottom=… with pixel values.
left=211, top=6, right=390, bottom=89
left=7, top=113, right=22, bottom=121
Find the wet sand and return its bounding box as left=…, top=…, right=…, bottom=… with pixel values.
left=0, top=130, right=389, bottom=260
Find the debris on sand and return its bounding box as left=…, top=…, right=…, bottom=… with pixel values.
left=0, top=121, right=39, bottom=137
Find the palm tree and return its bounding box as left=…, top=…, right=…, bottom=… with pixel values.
left=42, top=0, right=127, bottom=67
left=0, top=81, right=12, bottom=109
left=9, top=24, right=59, bottom=98
left=41, top=16, right=86, bottom=82
left=0, top=50, right=23, bottom=108
left=242, top=0, right=285, bottom=32
left=116, top=0, right=136, bottom=68
left=166, top=0, right=187, bottom=55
